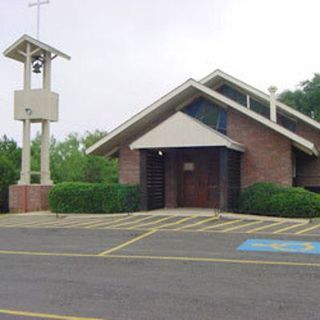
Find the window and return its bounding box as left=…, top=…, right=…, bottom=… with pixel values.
left=277, top=112, right=296, bottom=132
left=217, top=84, right=247, bottom=106
left=250, top=98, right=270, bottom=118
left=183, top=97, right=227, bottom=134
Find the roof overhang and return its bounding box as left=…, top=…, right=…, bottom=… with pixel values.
left=200, top=69, right=320, bottom=132
left=130, top=112, right=245, bottom=152
left=86, top=79, right=200, bottom=156
left=87, top=78, right=318, bottom=158
left=3, top=34, right=71, bottom=62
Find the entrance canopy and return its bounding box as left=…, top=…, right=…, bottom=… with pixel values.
left=130, top=112, right=245, bottom=152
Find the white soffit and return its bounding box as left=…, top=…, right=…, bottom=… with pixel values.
left=3, top=34, right=71, bottom=62
left=130, top=112, right=245, bottom=152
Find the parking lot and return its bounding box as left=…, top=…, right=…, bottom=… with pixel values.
left=0, top=213, right=319, bottom=236
left=0, top=214, right=320, bottom=319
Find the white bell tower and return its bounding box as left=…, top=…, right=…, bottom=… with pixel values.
left=3, top=35, right=70, bottom=212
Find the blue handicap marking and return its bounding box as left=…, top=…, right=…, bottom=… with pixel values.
left=237, top=239, right=320, bottom=254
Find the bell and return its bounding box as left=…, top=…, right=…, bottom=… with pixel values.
left=32, top=61, right=42, bottom=74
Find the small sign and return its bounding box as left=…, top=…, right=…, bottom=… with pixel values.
left=237, top=239, right=320, bottom=255
left=184, top=162, right=194, bottom=171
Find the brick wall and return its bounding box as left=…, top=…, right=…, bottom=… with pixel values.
left=119, top=145, right=140, bottom=184
left=295, top=121, right=320, bottom=186
left=9, top=185, right=52, bottom=213
left=227, top=110, right=293, bottom=189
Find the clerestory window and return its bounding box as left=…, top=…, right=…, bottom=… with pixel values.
left=183, top=97, right=227, bottom=134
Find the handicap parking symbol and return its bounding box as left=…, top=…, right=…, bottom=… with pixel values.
left=237, top=239, right=320, bottom=254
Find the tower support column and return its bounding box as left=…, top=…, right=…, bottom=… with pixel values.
left=41, top=119, right=52, bottom=185
left=19, top=119, right=31, bottom=185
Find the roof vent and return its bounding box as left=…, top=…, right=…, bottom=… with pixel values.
left=268, top=86, right=278, bottom=122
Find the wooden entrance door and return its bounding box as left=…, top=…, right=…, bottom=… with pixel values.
left=178, top=149, right=219, bottom=208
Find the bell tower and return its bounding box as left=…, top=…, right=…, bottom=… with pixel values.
left=3, top=35, right=70, bottom=212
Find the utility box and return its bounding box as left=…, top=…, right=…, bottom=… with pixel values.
left=14, top=89, right=59, bottom=122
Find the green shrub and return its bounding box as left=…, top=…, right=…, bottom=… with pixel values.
left=239, top=182, right=320, bottom=218
left=49, top=182, right=140, bottom=213
left=0, top=156, right=17, bottom=212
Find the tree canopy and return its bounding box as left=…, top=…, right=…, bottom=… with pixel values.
left=279, top=73, right=320, bottom=121
left=0, top=130, right=117, bottom=212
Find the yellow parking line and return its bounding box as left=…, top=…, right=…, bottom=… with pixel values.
left=3, top=219, right=67, bottom=228
left=174, top=216, right=218, bottom=231
left=0, top=308, right=103, bottom=320
left=222, top=220, right=262, bottom=232
left=1, top=249, right=320, bottom=268
left=109, top=254, right=320, bottom=268
left=62, top=219, right=108, bottom=228
left=295, top=223, right=320, bottom=235
left=246, top=220, right=286, bottom=234
left=107, top=215, right=156, bottom=229
left=98, top=229, right=157, bottom=256
left=126, top=216, right=176, bottom=230
left=0, top=219, right=34, bottom=226
left=199, top=219, right=241, bottom=232
left=84, top=215, right=135, bottom=229
left=272, top=223, right=307, bottom=234
left=157, top=216, right=197, bottom=229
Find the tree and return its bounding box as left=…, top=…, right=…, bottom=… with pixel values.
left=0, top=136, right=21, bottom=212
left=279, top=73, right=320, bottom=121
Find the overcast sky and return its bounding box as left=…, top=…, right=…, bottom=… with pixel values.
left=1, top=0, right=320, bottom=144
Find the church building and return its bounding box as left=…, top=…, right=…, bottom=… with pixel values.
left=87, top=70, right=320, bottom=211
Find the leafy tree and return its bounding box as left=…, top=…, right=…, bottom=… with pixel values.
left=30, top=130, right=118, bottom=184
left=279, top=73, right=320, bottom=121
left=0, top=136, right=21, bottom=212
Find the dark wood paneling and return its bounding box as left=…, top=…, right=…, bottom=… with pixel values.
left=177, top=148, right=219, bottom=208
left=227, top=150, right=241, bottom=210
left=140, top=150, right=165, bottom=210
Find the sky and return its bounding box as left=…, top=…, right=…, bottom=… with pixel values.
left=1, top=0, right=320, bottom=144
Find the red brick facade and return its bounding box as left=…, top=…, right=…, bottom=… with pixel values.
left=118, top=107, right=320, bottom=208
left=295, top=121, right=320, bottom=187
left=119, top=146, right=140, bottom=184
left=9, top=185, right=52, bottom=213
left=227, top=109, right=293, bottom=189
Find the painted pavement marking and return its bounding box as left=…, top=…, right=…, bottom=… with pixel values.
left=0, top=248, right=320, bottom=268
left=174, top=216, right=218, bottom=231
left=156, top=215, right=197, bottom=229
left=98, top=229, right=157, bottom=256
left=238, top=239, right=320, bottom=254
left=221, top=220, right=262, bottom=232
left=272, top=222, right=307, bottom=234
left=84, top=215, right=135, bottom=229
left=199, top=219, right=241, bottom=231
left=295, top=223, right=320, bottom=235
left=126, top=215, right=176, bottom=230
left=106, top=215, right=156, bottom=229
left=245, top=220, right=286, bottom=234
left=0, top=308, right=104, bottom=320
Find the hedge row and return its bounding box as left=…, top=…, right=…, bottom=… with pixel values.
left=49, top=182, right=140, bottom=213
left=239, top=183, right=320, bottom=218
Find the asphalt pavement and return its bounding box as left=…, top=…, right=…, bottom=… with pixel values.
left=0, top=226, right=319, bottom=319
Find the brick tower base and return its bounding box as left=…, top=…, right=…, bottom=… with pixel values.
left=9, top=185, right=52, bottom=213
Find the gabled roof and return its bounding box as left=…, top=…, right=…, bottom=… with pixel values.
left=201, top=69, right=320, bottom=131
left=3, top=34, right=71, bottom=62
left=87, top=77, right=318, bottom=157
left=130, top=111, right=245, bottom=152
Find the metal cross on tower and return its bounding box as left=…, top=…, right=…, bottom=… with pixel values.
left=28, top=0, right=50, bottom=40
